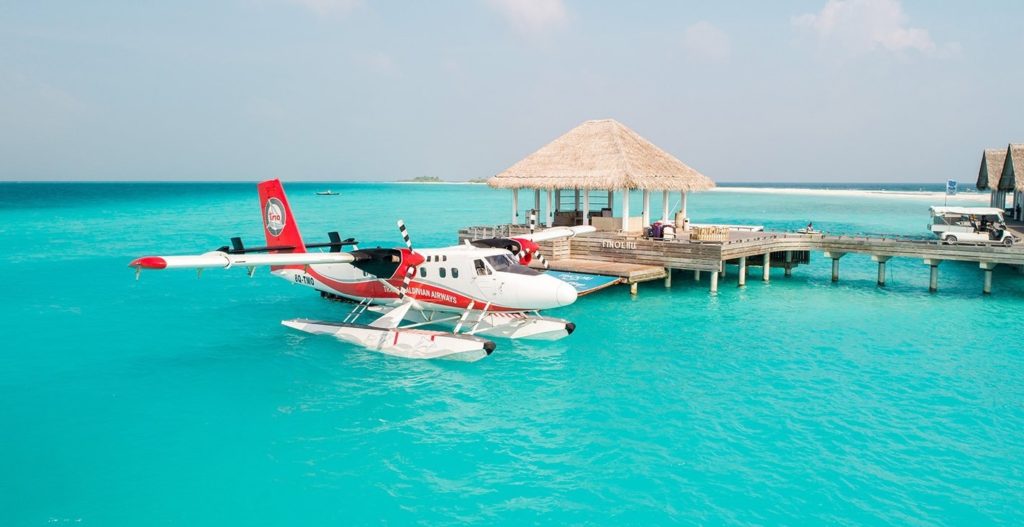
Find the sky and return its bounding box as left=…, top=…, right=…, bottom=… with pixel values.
left=1, top=0, right=1022, bottom=183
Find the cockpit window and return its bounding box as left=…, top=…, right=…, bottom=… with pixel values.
left=474, top=259, right=490, bottom=276
left=484, top=254, right=541, bottom=275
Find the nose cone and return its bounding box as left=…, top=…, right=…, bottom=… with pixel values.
left=555, top=280, right=578, bottom=307
left=403, top=250, right=425, bottom=268
left=511, top=274, right=580, bottom=310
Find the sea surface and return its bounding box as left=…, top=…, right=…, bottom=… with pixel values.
left=2, top=182, right=1022, bottom=526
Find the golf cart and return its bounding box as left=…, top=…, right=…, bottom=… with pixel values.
left=928, top=206, right=1017, bottom=246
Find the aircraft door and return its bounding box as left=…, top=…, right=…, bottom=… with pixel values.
left=472, top=258, right=503, bottom=300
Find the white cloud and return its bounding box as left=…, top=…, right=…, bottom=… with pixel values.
left=353, top=51, right=398, bottom=75
left=486, top=0, right=567, bottom=33
left=288, top=0, right=361, bottom=17
left=793, top=0, right=958, bottom=57
left=682, top=21, right=731, bottom=64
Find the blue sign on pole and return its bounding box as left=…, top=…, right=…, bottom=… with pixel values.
left=946, top=179, right=958, bottom=195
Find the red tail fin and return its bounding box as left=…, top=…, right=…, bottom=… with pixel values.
left=258, top=179, right=306, bottom=253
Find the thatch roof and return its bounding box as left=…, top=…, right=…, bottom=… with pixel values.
left=997, top=144, right=1024, bottom=191
left=977, top=148, right=1007, bottom=190
left=488, top=119, right=715, bottom=191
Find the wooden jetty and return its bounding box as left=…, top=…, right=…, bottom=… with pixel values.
left=472, top=119, right=1024, bottom=296
left=458, top=225, right=1024, bottom=295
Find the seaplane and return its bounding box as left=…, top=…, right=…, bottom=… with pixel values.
left=129, top=179, right=595, bottom=361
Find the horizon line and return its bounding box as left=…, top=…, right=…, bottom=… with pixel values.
left=0, top=179, right=965, bottom=185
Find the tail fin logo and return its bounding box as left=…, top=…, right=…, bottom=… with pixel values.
left=265, top=198, right=286, bottom=237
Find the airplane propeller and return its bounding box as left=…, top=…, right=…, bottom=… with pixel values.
left=396, top=219, right=423, bottom=301
left=518, top=213, right=549, bottom=269
left=533, top=249, right=550, bottom=269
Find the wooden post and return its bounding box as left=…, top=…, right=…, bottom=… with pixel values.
left=784, top=251, right=793, bottom=277
left=574, top=189, right=580, bottom=213
left=924, top=258, right=941, bottom=292
left=738, top=256, right=747, bottom=287
left=980, top=261, right=997, bottom=294
left=545, top=189, right=553, bottom=227
left=621, top=188, right=630, bottom=231
left=512, top=189, right=519, bottom=225
left=694, top=269, right=700, bottom=281
left=608, top=190, right=613, bottom=211
left=664, top=268, right=672, bottom=288
left=534, top=189, right=541, bottom=212
left=582, top=190, right=590, bottom=226
left=719, top=265, right=726, bottom=278
left=710, top=268, right=719, bottom=293
left=823, top=251, right=845, bottom=282
left=762, top=253, right=771, bottom=281
left=871, top=255, right=892, bottom=287
left=662, top=190, right=670, bottom=222
left=642, top=190, right=651, bottom=228
left=680, top=191, right=688, bottom=219
left=630, top=282, right=638, bottom=296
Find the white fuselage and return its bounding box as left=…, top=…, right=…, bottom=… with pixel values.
left=273, top=245, right=578, bottom=313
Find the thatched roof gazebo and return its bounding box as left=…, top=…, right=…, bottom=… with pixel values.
left=488, top=119, right=715, bottom=232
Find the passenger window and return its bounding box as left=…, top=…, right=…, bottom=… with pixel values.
left=439, top=268, right=447, bottom=278
left=474, top=259, right=489, bottom=276
left=419, top=267, right=427, bottom=278
left=452, top=268, right=459, bottom=278
left=442, top=255, right=447, bottom=262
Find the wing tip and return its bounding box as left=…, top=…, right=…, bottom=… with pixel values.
left=129, top=256, right=167, bottom=269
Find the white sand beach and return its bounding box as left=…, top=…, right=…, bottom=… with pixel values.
left=711, top=186, right=990, bottom=203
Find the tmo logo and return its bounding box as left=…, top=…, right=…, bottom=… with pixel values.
left=265, top=198, right=286, bottom=237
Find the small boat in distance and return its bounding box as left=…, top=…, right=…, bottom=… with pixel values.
left=316, top=190, right=339, bottom=196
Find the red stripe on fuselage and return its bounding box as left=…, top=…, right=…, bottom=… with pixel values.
left=302, top=267, right=520, bottom=312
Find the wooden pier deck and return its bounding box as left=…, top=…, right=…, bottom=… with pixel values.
left=458, top=225, right=1024, bottom=295
left=542, top=258, right=665, bottom=283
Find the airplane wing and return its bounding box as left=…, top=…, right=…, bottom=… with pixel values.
left=515, top=225, right=596, bottom=242
left=129, top=251, right=356, bottom=271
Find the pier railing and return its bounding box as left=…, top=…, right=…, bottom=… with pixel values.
left=459, top=224, right=1024, bottom=267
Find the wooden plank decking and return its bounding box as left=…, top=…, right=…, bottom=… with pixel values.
left=458, top=225, right=1024, bottom=294
left=541, top=258, right=666, bottom=283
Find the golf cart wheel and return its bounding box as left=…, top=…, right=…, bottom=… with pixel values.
left=1004, top=237, right=1015, bottom=247
left=944, top=235, right=957, bottom=244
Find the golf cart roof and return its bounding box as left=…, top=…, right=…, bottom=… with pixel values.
left=928, top=206, right=1004, bottom=216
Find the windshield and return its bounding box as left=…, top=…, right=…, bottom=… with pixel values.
left=484, top=254, right=541, bottom=276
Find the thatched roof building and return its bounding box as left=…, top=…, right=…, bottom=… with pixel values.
left=997, top=144, right=1024, bottom=191
left=488, top=119, right=714, bottom=192
left=488, top=119, right=714, bottom=232
left=977, top=148, right=1008, bottom=190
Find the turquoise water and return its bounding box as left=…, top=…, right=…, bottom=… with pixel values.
left=2, top=183, right=1022, bottom=526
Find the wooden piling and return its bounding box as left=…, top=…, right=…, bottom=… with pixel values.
left=924, top=258, right=941, bottom=292
left=823, top=251, right=845, bottom=282
left=871, top=255, right=892, bottom=287
left=980, top=262, right=997, bottom=295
